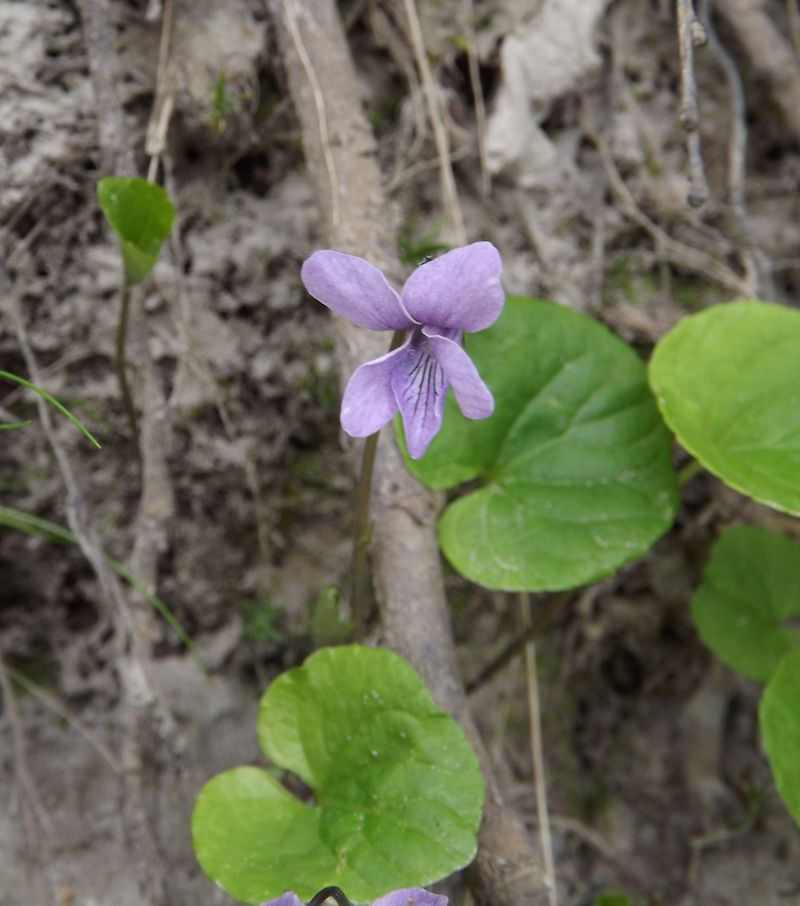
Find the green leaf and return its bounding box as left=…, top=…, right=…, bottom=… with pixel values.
left=760, top=648, right=800, bottom=827
left=691, top=526, right=800, bottom=683
left=192, top=646, right=484, bottom=903
left=97, top=177, right=175, bottom=286
left=648, top=300, right=800, bottom=515
left=402, top=297, right=678, bottom=591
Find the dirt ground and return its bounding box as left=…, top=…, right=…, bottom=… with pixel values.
left=1, top=1, right=800, bottom=905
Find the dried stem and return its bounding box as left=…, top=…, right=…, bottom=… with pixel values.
left=462, top=0, right=490, bottom=196
left=402, top=0, right=467, bottom=243
left=518, top=593, right=558, bottom=906
left=675, top=0, right=709, bottom=207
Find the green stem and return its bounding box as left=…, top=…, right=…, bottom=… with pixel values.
left=678, top=457, right=702, bottom=485
left=350, top=329, right=406, bottom=637
left=115, top=284, right=141, bottom=466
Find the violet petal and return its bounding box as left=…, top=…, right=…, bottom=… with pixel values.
left=340, top=339, right=410, bottom=437
left=400, top=242, right=504, bottom=333
left=424, top=328, right=494, bottom=420
left=391, top=338, right=447, bottom=459
left=302, top=250, right=416, bottom=331
left=257, top=894, right=304, bottom=906
left=372, top=889, right=448, bottom=906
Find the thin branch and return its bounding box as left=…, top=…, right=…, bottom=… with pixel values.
left=518, top=593, right=558, bottom=906
left=402, top=0, right=467, bottom=243
left=9, top=667, right=120, bottom=773
left=675, top=0, right=709, bottom=207
left=462, top=0, right=490, bottom=196
left=584, top=114, right=751, bottom=296
left=283, top=0, right=341, bottom=230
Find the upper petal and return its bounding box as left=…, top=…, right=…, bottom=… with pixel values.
left=340, top=339, right=410, bottom=437
left=391, top=337, right=448, bottom=458
left=400, top=241, right=504, bottom=333
left=301, top=251, right=415, bottom=331
left=424, top=328, right=494, bottom=420
left=258, top=894, right=304, bottom=906
left=372, top=889, right=449, bottom=906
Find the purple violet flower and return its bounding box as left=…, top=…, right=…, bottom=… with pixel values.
left=301, top=242, right=504, bottom=459
left=259, top=889, right=447, bottom=906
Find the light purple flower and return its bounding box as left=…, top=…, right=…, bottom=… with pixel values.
left=301, top=242, right=504, bottom=459
left=259, top=889, right=447, bottom=906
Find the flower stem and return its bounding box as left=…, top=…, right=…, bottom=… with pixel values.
left=678, top=457, right=702, bottom=485
left=307, top=888, right=352, bottom=906
left=350, top=329, right=406, bottom=637
left=115, top=284, right=142, bottom=469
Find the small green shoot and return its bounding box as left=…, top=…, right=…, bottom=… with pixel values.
left=0, top=505, right=205, bottom=674
left=0, top=370, right=100, bottom=448
left=310, top=585, right=353, bottom=646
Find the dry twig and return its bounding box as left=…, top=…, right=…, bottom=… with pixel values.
left=401, top=0, right=467, bottom=243
left=271, top=2, right=546, bottom=902
left=675, top=0, right=709, bottom=207
left=518, top=594, right=558, bottom=906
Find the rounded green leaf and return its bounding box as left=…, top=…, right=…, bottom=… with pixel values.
left=97, top=177, right=175, bottom=285
left=192, top=646, right=484, bottom=903
left=691, top=526, right=800, bottom=683
left=649, top=301, right=800, bottom=515
left=404, top=298, right=678, bottom=591
left=760, top=648, right=800, bottom=827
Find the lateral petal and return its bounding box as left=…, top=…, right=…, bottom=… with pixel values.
left=391, top=339, right=448, bottom=458
left=400, top=241, right=504, bottom=333
left=257, top=894, right=304, bottom=906
left=340, top=340, right=410, bottom=437
left=424, top=329, right=494, bottom=419
left=302, top=250, right=415, bottom=331
left=372, top=889, right=449, bottom=906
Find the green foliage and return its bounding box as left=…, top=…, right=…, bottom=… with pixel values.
left=310, top=585, right=353, bottom=646
left=649, top=300, right=800, bottom=515
left=97, top=177, right=175, bottom=286
left=760, top=648, right=800, bottom=827
left=241, top=597, right=284, bottom=643
left=593, top=892, right=633, bottom=906
left=192, top=646, right=484, bottom=903
left=401, top=297, right=678, bottom=591
left=0, top=370, right=100, bottom=447
left=397, top=226, right=451, bottom=268
left=691, top=526, right=800, bottom=682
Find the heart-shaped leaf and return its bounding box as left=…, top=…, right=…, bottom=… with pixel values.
left=760, top=648, right=800, bottom=827
left=691, top=526, right=800, bottom=683
left=648, top=300, right=800, bottom=515
left=97, top=177, right=175, bottom=285
left=401, top=297, right=678, bottom=591
left=192, top=646, right=484, bottom=904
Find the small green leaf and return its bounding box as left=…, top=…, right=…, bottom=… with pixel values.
left=760, top=648, right=800, bottom=827
left=192, top=646, right=484, bottom=903
left=649, top=300, right=800, bottom=515
left=691, top=526, right=800, bottom=683
left=97, top=177, right=175, bottom=285
left=402, top=298, right=678, bottom=591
